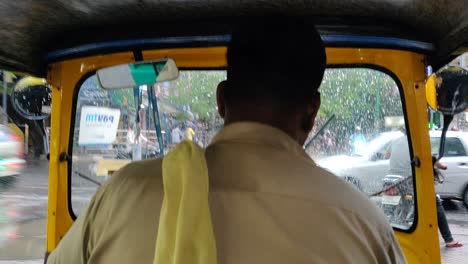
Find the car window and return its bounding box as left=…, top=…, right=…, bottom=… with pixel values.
left=70, top=67, right=413, bottom=230
left=431, top=137, right=467, bottom=157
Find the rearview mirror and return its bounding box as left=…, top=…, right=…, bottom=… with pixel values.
left=426, top=66, right=468, bottom=115
left=12, top=76, right=51, bottom=120
left=97, top=58, right=179, bottom=89
left=426, top=65, right=468, bottom=160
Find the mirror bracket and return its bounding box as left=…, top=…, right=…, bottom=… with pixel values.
left=59, top=152, right=71, bottom=163
left=411, top=156, right=421, bottom=168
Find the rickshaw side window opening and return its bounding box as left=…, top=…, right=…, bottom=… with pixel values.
left=69, top=67, right=414, bottom=231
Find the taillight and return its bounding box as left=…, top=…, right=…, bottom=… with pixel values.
left=385, top=186, right=399, bottom=196
left=7, top=133, right=24, bottom=159
left=8, top=133, right=20, bottom=142
left=8, top=163, right=22, bottom=169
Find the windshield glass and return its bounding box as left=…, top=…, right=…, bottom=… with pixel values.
left=71, top=71, right=226, bottom=214
left=305, top=68, right=413, bottom=230
left=70, top=67, right=413, bottom=231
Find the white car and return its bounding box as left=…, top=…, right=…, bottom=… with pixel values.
left=0, top=124, right=25, bottom=177
left=430, top=131, right=468, bottom=207
left=317, top=130, right=468, bottom=207
left=317, top=131, right=403, bottom=196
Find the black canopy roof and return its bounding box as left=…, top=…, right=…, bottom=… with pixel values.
left=0, top=0, right=467, bottom=76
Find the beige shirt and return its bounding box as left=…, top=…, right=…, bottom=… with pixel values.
left=48, top=122, right=406, bottom=264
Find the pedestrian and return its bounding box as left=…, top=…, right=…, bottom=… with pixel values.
left=171, top=125, right=182, bottom=145
left=433, top=158, right=463, bottom=248
left=185, top=124, right=195, bottom=141
left=350, top=126, right=366, bottom=154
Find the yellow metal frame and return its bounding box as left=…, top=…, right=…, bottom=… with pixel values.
left=46, top=47, right=440, bottom=263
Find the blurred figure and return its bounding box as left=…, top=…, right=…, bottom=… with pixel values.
left=350, top=126, right=366, bottom=154
left=171, top=125, right=182, bottom=145
left=324, top=130, right=336, bottom=155
left=185, top=124, right=195, bottom=141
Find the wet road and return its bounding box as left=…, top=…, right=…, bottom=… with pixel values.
left=0, top=160, right=466, bottom=263
left=0, top=160, right=48, bottom=263
left=0, top=159, right=97, bottom=263
left=440, top=200, right=468, bottom=263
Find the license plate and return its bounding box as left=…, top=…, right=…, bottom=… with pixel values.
left=382, top=195, right=401, bottom=205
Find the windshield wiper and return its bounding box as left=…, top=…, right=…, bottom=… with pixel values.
left=74, top=170, right=102, bottom=186
left=304, top=113, right=335, bottom=150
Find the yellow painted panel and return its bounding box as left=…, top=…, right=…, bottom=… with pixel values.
left=46, top=47, right=440, bottom=263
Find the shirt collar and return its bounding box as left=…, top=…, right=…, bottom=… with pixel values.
left=210, top=122, right=313, bottom=161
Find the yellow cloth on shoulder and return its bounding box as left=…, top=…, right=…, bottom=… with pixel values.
left=154, top=141, right=217, bottom=264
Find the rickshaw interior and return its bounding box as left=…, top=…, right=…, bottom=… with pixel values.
left=0, top=1, right=466, bottom=263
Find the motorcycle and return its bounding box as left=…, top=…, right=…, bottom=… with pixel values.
left=380, top=174, right=415, bottom=227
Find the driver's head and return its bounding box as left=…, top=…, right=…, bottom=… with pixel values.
left=217, top=17, right=326, bottom=144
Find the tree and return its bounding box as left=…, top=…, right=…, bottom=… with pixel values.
left=318, top=68, right=402, bottom=132
left=165, top=71, right=226, bottom=122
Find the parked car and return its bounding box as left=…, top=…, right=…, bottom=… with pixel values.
left=0, top=124, right=25, bottom=177
left=317, top=130, right=468, bottom=208
left=430, top=131, right=468, bottom=207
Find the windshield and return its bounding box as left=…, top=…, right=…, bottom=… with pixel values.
left=71, top=71, right=226, bottom=214
left=69, top=67, right=413, bottom=234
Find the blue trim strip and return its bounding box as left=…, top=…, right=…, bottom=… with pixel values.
left=46, top=34, right=434, bottom=61
left=46, top=35, right=231, bottom=61
left=322, top=34, right=435, bottom=51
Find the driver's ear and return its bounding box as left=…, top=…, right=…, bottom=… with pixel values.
left=301, top=95, right=321, bottom=132
left=216, top=80, right=227, bottom=118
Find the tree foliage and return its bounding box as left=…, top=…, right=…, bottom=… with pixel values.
left=166, top=71, right=226, bottom=122
left=317, top=68, right=402, bottom=134
left=162, top=69, right=402, bottom=133
left=79, top=69, right=402, bottom=137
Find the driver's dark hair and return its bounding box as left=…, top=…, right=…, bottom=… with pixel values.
left=226, top=17, right=326, bottom=107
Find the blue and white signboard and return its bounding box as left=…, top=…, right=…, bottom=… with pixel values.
left=78, top=106, right=121, bottom=146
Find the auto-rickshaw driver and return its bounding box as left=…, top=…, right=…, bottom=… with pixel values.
left=47, top=18, right=405, bottom=264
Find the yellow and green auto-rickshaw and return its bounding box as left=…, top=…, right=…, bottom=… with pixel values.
left=1, top=1, right=468, bottom=263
